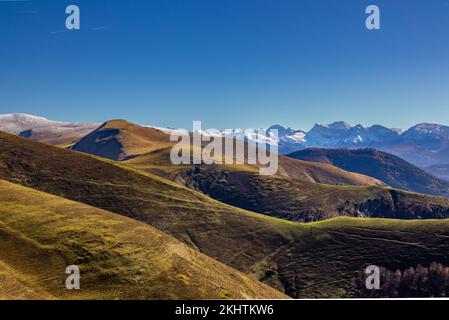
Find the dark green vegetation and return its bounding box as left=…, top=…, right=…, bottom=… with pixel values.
left=288, top=148, right=449, bottom=197
left=355, top=262, right=449, bottom=298
left=2, top=131, right=449, bottom=298
left=0, top=179, right=286, bottom=299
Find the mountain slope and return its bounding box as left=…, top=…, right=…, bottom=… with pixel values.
left=424, top=164, right=449, bottom=181
left=70, top=120, right=173, bottom=160
left=268, top=217, right=449, bottom=298
left=125, top=146, right=383, bottom=187
left=0, top=179, right=286, bottom=300
left=0, top=113, right=97, bottom=147
left=385, top=123, right=449, bottom=167
left=288, top=148, right=449, bottom=197
left=125, top=147, right=449, bottom=222
left=176, top=166, right=449, bottom=222
left=277, top=155, right=382, bottom=186
left=3, top=132, right=449, bottom=298
left=0, top=131, right=299, bottom=276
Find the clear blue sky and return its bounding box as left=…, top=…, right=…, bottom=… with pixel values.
left=1, top=0, right=449, bottom=130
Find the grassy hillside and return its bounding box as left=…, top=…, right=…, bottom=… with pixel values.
left=125, top=148, right=449, bottom=222
left=126, top=146, right=383, bottom=187
left=0, top=131, right=298, bottom=273
left=268, top=217, right=449, bottom=298
left=2, top=132, right=449, bottom=298
left=288, top=148, right=449, bottom=197
left=70, top=120, right=173, bottom=160
left=0, top=179, right=286, bottom=300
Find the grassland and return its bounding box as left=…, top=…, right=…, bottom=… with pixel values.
left=125, top=145, right=383, bottom=186
left=0, top=179, right=287, bottom=300
left=288, top=148, right=449, bottom=197
left=125, top=148, right=449, bottom=222
left=2, top=131, right=449, bottom=298
left=275, top=217, right=449, bottom=297
left=70, top=120, right=174, bottom=160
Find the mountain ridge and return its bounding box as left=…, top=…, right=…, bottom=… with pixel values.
left=288, top=148, right=449, bottom=198
left=2, top=113, right=449, bottom=170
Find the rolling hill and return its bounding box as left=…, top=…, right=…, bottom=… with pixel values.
left=3, top=132, right=449, bottom=298
left=287, top=148, right=449, bottom=197
left=68, top=118, right=382, bottom=187
left=124, top=147, right=449, bottom=222
left=70, top=120, right=173, bottom=160
left=0, top=179, right=286, bottom=300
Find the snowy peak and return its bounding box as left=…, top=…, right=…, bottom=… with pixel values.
left=0, top=113, right=64, bottom=134
left=0, top=113, right=98, bottom=146
left=403, top=123, right=449, bottom=139
left=267, top=124, right=304, bottom=137
left=305, top=122, right=401, bottom=147
left=327, top=121, right=351, bottom=130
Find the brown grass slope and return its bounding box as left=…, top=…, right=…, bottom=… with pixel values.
left=277, top=155, right=383, bottom=186
left=125, top=148, right=449, bottom=222
left=70, top=120, right=173, bottom=160
left=0, top=179, right=286, bottom=300
left=125, top=146, right=383, bottom=187
left=68, top=118, right=381, bottom=186
left=0, top=131, right=297, bottom=275
left=3, top=132, right=449, bottom=298
left=288, top=148, right=449, bottom=197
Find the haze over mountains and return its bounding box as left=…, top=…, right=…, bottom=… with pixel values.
left=268, top=122, right=449, bottom=171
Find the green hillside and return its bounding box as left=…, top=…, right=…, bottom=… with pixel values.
left=0, top=179, right=287, bottom=300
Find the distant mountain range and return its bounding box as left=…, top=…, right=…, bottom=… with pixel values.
left=265, top=122, right=449, bottom=170
left=2, top=114, right=449, bottom=178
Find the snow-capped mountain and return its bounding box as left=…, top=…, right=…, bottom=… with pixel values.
left=390, top=123, right=449, bottom=167
left=3, top=113, right=449, bottom=171
left=267, top=122, right=449, bottom=169
left=0, top=113, right=63, bottom=134
left=143, top=121, right=449, bottom=167
left=260, top=122, right=402, bottom=154
left=305, top=122, right=401, bottom=148
left=402, top=123, right=449, bottom=145
left=0, top=113, right=98, bottom=145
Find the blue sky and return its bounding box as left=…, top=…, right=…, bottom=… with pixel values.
left=1, top=0, right=449, bottom=130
